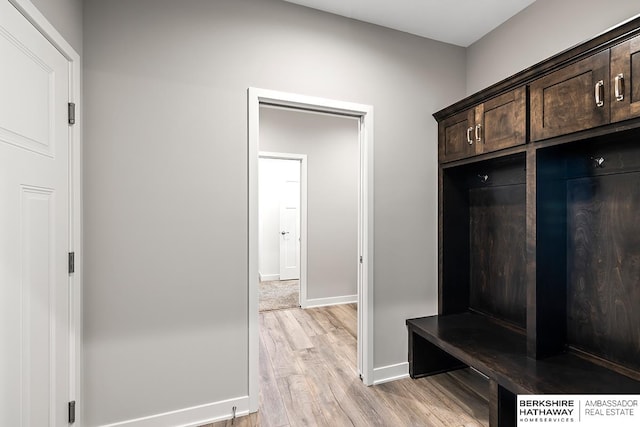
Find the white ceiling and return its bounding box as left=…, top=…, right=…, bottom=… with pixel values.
left=282, top=0, right=536, bottom=47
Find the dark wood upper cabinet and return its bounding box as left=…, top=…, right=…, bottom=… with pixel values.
left=439, top=87, right=526, bottom=163
left=611, top=34, right=640, bottom=122
left=530, top=50, right=610, bottom=141
left=439, top=108, right=475, bottom=162
left=478, top=87, right=526, bottom=154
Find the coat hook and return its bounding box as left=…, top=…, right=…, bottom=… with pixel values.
left=591, top=156, right=605, bottom=168
left=478, top=174, right=489, bottom=183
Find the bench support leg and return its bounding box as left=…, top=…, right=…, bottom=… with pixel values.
left=489, top=379, right=516, bottom=427
left=408, top=329, right=467, bottom=379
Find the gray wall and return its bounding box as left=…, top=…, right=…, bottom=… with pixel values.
left=260, top=107, right=359, bottom=300
left=466, top=0, right=640, bottom=94
left=30, top=0, right=82, bottom=54
left=83, top=0, right=465, bottom=424
left=33, top=0, right=640, bottom=424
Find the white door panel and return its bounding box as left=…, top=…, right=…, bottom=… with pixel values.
left=279, top=179, right=300, bottom=280
left=0, top=1, right=70, bottom=425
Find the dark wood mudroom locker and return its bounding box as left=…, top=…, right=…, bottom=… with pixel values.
left=408, top=15, right=640, bottom=427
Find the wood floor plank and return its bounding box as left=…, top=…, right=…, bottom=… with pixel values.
left=305, top=307, right=342, bottom=332
left=289, top=306, right=326, bottom=337
left=276, top=309, right=314, bottom=351
left=259, top=332, right=290, bottom=427
left=447, top=368, right=490, bottom=402
left=294, top=358, right=358, bottom=426
left=310, top=335, right=404, bottom=426
left=202, top=304, right=489, bottom=427
left=410, top=376, right=489, bottom=427
left=429, top=373, right=489, bottom=426
left=326, top=304, right=357, bottom=338
left=204, top=411, right=260, bottom=427
left=323, top=305, right=357, bottom=339
left=276, top=375, right=328, bottom=427
left=261, top=311, right=302, bottom=378
left=372, top=379, right=449, bottom=427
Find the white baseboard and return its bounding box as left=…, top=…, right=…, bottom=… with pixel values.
left=373, top=362, right=409, bottom=385
left=259, top=273, right=279, bottom=282
left=303, top=294, right=357, bottom=308
left=100, top=396, right=249, bottom=427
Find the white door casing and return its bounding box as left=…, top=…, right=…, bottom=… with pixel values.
left=279, top=175, right=300, bottom=281
left=1, top=1, right=81, bottom=425
left=249, top=89, right=374, bottom=413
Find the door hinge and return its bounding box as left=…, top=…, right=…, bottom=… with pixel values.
left=359, top=255, right=363, bottom=264
left=68, top=252, right=75, bottom=274
left=68, top=400, right=76, bottom=424
left=68, top=102, right=76, bottom=125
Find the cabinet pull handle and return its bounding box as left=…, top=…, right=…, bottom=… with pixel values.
left=475, top=124, right=482, bottom=143
left=595, top=80, right=604, bottom=107
left=615, top=73, right=624, bottom=101
left=467, top=127, right=474, bottom=145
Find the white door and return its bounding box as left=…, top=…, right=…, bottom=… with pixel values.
left=0, top=1, right=71, bottom=426
left=279, top=178, right=300, bottom=280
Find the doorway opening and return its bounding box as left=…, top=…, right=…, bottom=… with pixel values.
left=248, top=88, right=374, bottom=411
left=258, top=153, right=306, bottom=312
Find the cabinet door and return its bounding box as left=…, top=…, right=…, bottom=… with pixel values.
left=439, top=108, right=475, bottom=162
left=530, top=50, right=609, bottom=141
left=611, top=34, right=640, bottom=122
left=477, top=87, right=526, bottom=154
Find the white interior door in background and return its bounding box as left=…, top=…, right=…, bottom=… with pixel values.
left=279, top=175, right=300, bottom=280
left=0, top=1, right=71, bottom=425
left=258, top=156, right=302, bottom=282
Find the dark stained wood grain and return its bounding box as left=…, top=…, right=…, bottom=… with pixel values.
left=439, top=108, right=475, bottom=162
left=533, top=134, right=640, bottom=369
left=407, top=313, right=640, bottom=395
left=434, top=16, right=640, bottom=122
left=566, top=171, right=640, bottom=373
left=525, top=115, right=640, bottom=152
left=441, top=144, right=527, bottom=170
left=611, top=34, right=640, bottom=122
left=479, top=87, right=526, bottom=155
left=525, top=145, right=538, bottom=359
left=488, top=380, right=499, bottom=427
left=439, top=88, right=527, bottom=164
left=441, top=155, right=527, bottom=320
left=438, top=165, right=444, bottom=313
left=496, top=384, right=516, bottom=427
left=409, top=330, right=467, bottom=379
left=440, top=168, right=470, bottom=315
left=561, top=129, right=640, bottom=178
left=430, top=20, right=640, bottom=427
left=530, top=50, right=610, bottom=141
left=489, top=380, right=517, bottom=427
left=469, top=184, right=526, bottom=327
left=633, top=51, right=640, bottom=103
left=533, top=147, right=568, bottom=359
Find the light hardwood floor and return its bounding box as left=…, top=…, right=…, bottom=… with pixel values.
left=204, top=304, right=489, bottom=427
